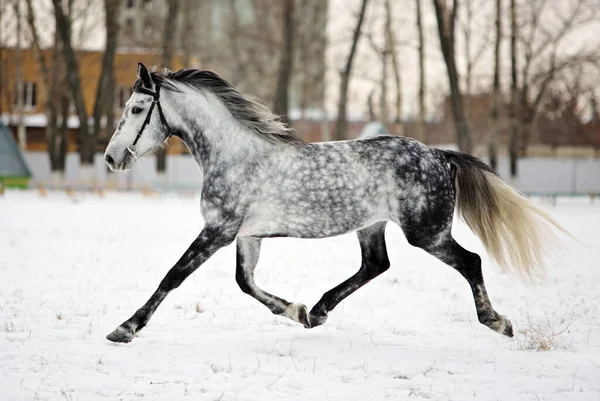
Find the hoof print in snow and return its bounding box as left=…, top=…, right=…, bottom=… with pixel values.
left=106, top=326, right=135, bottom=343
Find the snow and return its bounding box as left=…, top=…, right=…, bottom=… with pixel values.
left=1, top=191, right=600, bottom=401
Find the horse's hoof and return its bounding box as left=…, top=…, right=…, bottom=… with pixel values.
left=488, top=315, right=513, bottom=338
left=307, top=313, right=328, bottom=328
left=106, top=326, right=135, bottom=343
left=282, top=303, right=310, bottom=328
left=297, top=304, right=311, bottom=328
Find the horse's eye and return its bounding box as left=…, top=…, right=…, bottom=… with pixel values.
left=131, top=106, right=143, bottom=115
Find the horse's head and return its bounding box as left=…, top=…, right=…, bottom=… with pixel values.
left=104, top=63, right=172, bottom=172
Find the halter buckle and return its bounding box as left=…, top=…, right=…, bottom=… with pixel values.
left=126, top=144, right=139, bottom=160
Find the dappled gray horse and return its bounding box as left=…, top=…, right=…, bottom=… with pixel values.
left=103, top=63, right=564, bottom=343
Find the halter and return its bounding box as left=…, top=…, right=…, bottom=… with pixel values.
left=126, top=85, right=172, bottom=160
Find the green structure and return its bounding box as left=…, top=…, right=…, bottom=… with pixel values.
left=0, top=121, right=31, bottom=189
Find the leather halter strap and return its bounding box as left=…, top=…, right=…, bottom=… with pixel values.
left=126, top=85, right=172, bottom=160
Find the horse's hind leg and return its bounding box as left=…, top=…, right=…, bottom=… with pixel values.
left=405, top=225, right=513, bottom=337
left=236, top=236, right=311, bottom=327
left=307, top=221, right=390, bottom=328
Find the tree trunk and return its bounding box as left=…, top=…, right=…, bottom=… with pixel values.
left=463, top=0, right=473, bottom=95
left=103, top=0, right=119, bottom=138
left=433, top=0, right=471, bottom=153
left=0, top=1, right=3, bottom=115
left=0, top=60, right=2, bottom=115
left=416, top=0, right=426, bottom=142
left=53, top=0, right=93, bottom=165
left=379, top=37, right=389, bottom=122
left=272, top=0, right=295, bottom=124
left=489, top=0, right=501, bottom=171
left=335, top=0, right=369, bottom=140
left=157, top=0, right=180, bottom=175
left=228, top=0, right=245, bottom=85
left=367, top=90, right=376, bottom=120
left=26, top=0, right=63, bottom=173
left=180, top=0, right=194, bottom=67
left=509, top=0, right=519, bottom=177
left=58, top=88, right=69, bottom=173
left=385, top=0, right=402, bottom=124
left=13, top=0, right=26, bottom=151
left=92, top=0, right=121, bottom=144
left=163, top=0, right=179, bottom=68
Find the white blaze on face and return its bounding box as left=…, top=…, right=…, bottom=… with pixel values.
left=104, top=92, right=160, bottom=171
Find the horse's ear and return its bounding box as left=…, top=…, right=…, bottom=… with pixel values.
left=137, top=62, right=153, bottom=88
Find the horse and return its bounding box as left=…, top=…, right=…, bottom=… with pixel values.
left=103, top=63, right=564, bottom=343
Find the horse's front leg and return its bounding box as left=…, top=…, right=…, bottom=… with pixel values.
left=106, top=225, right=236, bottom=343
left=236, top=236, right=310, bottom=327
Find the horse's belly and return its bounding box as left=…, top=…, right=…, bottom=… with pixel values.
left=238, top=196, right=388, bottom=238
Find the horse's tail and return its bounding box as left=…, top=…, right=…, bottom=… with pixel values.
left=442, top=150, right=566, bottom=279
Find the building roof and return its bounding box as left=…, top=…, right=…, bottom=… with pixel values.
left=0, top=121, right=31, bottom=177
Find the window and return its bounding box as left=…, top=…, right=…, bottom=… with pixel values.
left=143, top=0, right=152, bottom=10
left=116, top=87, right=133, bottom=110
left=126, top=0, right=135, bottom=8
left=13, top=82, right=37, bottom=109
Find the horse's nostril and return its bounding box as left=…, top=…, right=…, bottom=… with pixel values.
left=105, top=154, right=115, bottom=166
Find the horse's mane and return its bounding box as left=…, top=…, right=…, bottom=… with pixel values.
left=136, top=68, right=306, bottom=147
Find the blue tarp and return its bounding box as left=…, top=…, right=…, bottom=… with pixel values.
left=0, top=121, right=31, bottom=177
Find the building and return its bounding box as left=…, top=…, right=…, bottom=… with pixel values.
left=0, top=47, right=185, bottom=153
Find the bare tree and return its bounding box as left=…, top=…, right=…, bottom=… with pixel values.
left=163, top=0, right=179, bottom=68
left=379, top=13, right=390, bottom=123
left=25, top=0, right=67, bottom=176
left=227, top=0, right=245, bottom=85
left=0, top=0, right=4, bottom=116
left=433, top=0, right=472, bottom=153
left=509, top=0, right=518, bottom=176
left=179, top=0, right=196, bottom=67
left=157, top=0, right=179, bottom=176
left=335, top=0, right=369, bottom=140
left=362, top=0, right=405, bottom=125
left=416, top=0, right=426, bottom=142
left=517, top=0, right=600, bottom=159
left=273, top=0, right=295, bottom=123
left=488, top=0, right=501, bottom=170
left=294, top=0, right=327, bottom=121
left=459, top=0, right=492, bottom=95
left=104, top=0, right=119, bottom=141
left=12, top=0, right=26, bottom=151
left=367, top=89, right=377, bottom=120
left=364, top=9, right=389, bottom=122
left=53, top=0, right=94, bottom=169
left=92, top=0, right=121, bottom=147
left=385, top=0, right=402, bottom=123
left=56, top=62, right=70, bottom=176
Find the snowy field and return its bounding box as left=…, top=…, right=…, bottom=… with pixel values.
left=1, top=190, right=600, bottom=401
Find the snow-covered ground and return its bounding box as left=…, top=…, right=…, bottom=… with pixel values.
left=1, top=191, right=599, bottom=401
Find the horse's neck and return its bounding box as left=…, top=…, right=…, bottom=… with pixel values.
left=165, top=88, right=274, bottom=174
left=178, top=109, right=270, bottom=173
